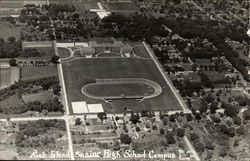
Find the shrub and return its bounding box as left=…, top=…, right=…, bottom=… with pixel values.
left=9, top=58, right=17, bottom=66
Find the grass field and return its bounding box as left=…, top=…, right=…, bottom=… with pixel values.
left=0, top=21, right=21, bottom=41
left=22, top=91, right=54, bottom=104
left=62, top=45, right=182, bottom=113
left=203, top=71, right=225, bottom=82
left=0, top=67, right=20, bottom=89
left=85, top=83, right=154, bottom=98
left=132, top=45, right=151, bottom=58
left=21, top=66, right=57, bottom=80
left=58, top=47, right=71, bottom=59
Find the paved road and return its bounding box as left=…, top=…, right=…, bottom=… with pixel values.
left=53, top=40, right=75, bottom=160
left=0, top=116, right=64, bottom=122
left=176, top=120, right=200, bottom=161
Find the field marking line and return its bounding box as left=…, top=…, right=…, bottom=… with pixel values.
left=142, top=42, right=190, bottom=113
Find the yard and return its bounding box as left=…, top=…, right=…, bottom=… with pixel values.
left=20, top=66, right=57, bottom=80
left=203, top=71, right=225, bottom=82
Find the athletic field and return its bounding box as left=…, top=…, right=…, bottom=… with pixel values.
left=62, top=44, right=182, bottom=113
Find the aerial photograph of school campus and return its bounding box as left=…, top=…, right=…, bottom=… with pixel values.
left=0, top=0, right=249, bottom=160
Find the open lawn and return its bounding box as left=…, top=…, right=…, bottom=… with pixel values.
left=203, top=71, right=225, bottom=82
left=62, top=55, right=182, bottom=113
left=0, top=67, right=20, bottom=89
left=58, top=47, right=71, bottom=59
left=32, top=47, right=55, bottom=58
left=21, top=66, right=57, bottom=80
left=22, top=91, right=55, bottom=104
left=0, top=21, right=21, bottom=41
left=132, top=45, right=151, bottom=58
left=84, top=83, right=155, bottom=98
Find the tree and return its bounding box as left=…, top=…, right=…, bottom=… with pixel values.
left=8, top=36, right=16, bottom=43
left=160, top=128, right=165, bottom=135
left=130, top=112, right=140, bottom=124
left=51, top=55, right=59, bottom=64
left=135, top=126, right=140, bottom=132
left=120, top=133, right=132, bottom=144
left=187, top=98, right=192, bottom=109
left=0, top=37, right=4, bottom=44
left=52, top=83, right=61, bottom=95
left=233, top=116, right=241, bottom=125
left=186, top=113, right=193, bottom=122
left=224, top=104, right=239, bottom=118
left=97, top=112, right=107, bottom=121
left=211, top=115, right=221, bottom=123
left=227, top=127, right=235, bottom=137
left=176, top=128, right=185, bottom=137
left=75, top=118, right=82, bottom=126
left=194, top=113, right=201, bottom=120
left=243, top=109, right=250, bottom=120
left=219, top=148, right=227, bottom=157
left=193, top=141, right=205, bottom=153
left=169, top=114, right=176, bottom=122
left=9, top=58, right=17, bottom=66
left=236, top=125, right=245, bottom=135
left=199, top=101, right=208, bottom=114
left=204, top=139, right=214, bottom=150
left=204, top=93, right=215, bottom=103
left=190, top=132, right=199, bottom=141
left=219, top=123, right=228, bottom=134
left=210, top=101, right=218, bottom=114
left=165, top=132, right=176, bottom=144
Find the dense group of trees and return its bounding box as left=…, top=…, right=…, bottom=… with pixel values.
left=172, top=79, right=203, bottom=97
left=101, top=14, right=169, bottom=44
left=22, top=49, right=46, bottom=57
left=25, top=76, right=59, bottom=90
left=0, top=38, right=22, bottom=58
left=1, top=97, right=64, bottom=114
left=15, top=119, right=65, bottom=147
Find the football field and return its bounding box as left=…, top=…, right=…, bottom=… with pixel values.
left=61, top=45, right=182, bottom=114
